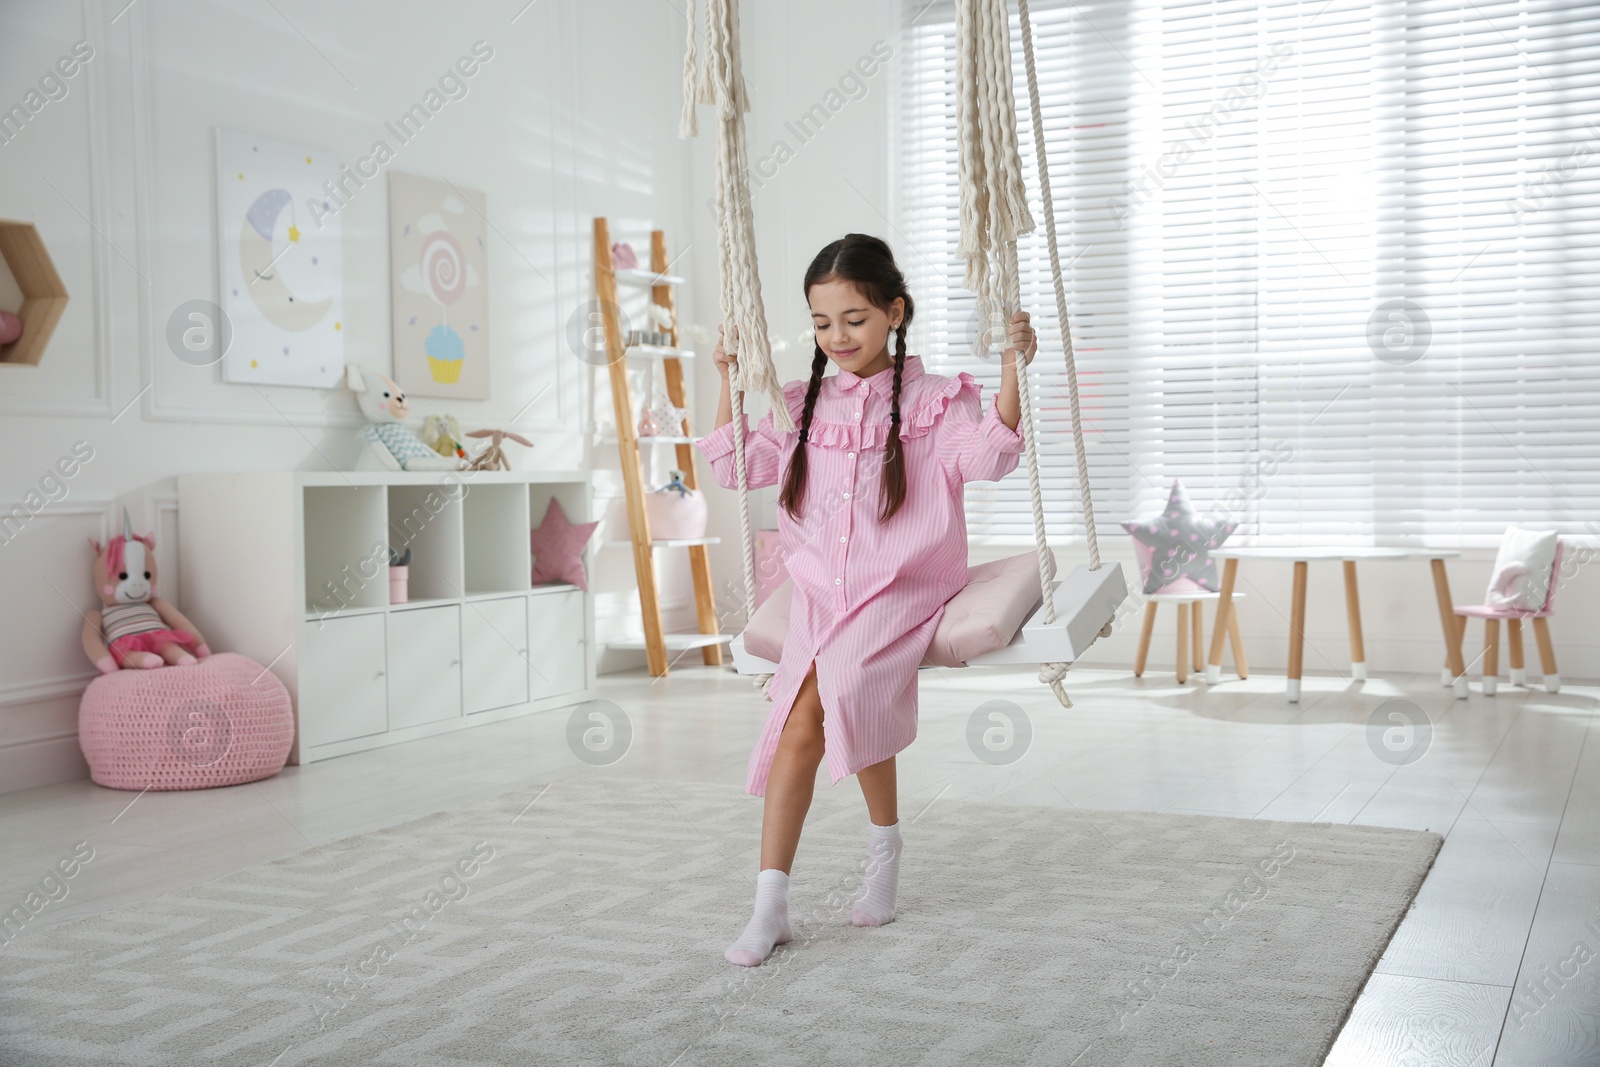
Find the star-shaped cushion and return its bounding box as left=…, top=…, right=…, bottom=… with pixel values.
left=1121, top=480, right=1236, bottom=595
left=530, top=498, right=599, bottom=591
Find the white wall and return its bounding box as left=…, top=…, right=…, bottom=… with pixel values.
left=0, top=0, right=697, bottom=793
left=3, top=0, right=1590, bottom=794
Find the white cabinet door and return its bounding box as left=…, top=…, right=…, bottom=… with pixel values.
left=387, top=605, right=462, bottom=730
left=299, top=614, right=387, bottom=748
left=463, top=596, right=529, bottom=714
left=529, top=590, right=586, bottom=700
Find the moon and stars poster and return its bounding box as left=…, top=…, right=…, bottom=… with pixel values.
left=388, top=171, right=490, bottom=400
left=215, top=127, right=344, bottom=388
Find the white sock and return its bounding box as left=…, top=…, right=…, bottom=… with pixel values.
left=725, top=868, right=794, bottom=967
left=852, top=821, right=903, bottom=927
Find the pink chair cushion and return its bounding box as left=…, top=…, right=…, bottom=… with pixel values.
left=1453, top=603, right=1553, bottom=620
left=78, top=653, right=295, bottom=791
left=744, top=550, right=1054, bottom=669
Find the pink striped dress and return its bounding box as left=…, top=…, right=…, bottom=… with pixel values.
left=696, top=354, right=1025, bottom=796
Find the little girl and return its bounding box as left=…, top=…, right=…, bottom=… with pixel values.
left=695, top=233, right=1037, bottom=967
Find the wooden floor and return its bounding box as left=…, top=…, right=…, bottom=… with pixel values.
left=2, top=664, right=1595, bottom=1066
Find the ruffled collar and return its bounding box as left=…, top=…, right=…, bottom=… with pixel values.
left=784, top=362, right=980, bottom=450
left=834, top=353, right=927, bottom=396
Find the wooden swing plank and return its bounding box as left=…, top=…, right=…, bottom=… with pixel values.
left=964, top=563, right=1127, bottom=666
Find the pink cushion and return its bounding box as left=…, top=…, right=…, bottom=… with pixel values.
left=1453, top=603, right=1553, bottom=620
left=530, top=498, right=599, bottom=591
left=744, top=550, right=1054, bottom=669
left=78, top=653, right=294, bottom=791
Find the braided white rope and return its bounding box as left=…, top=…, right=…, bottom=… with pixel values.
left=678, top=0, right=700, bottom=138
left=727, top=359, right=758, bottom=623
left=681, top=0, right=795, bottom=628
left=689, top=0, right=790, bottom=433
left=959, top=0, right=1101, bottom=708
left=1017, top=0, right=1099, bottom=572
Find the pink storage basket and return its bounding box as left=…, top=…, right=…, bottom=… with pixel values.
left=645, top=486, right=707, bottom=540
left=78, top=652, right=294, bottom=791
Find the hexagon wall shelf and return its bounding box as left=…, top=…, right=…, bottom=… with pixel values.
left=0, top=219, right=69, bottom=366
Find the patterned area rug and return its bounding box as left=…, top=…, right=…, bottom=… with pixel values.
left=0, top=777, right=1441, bottom=1066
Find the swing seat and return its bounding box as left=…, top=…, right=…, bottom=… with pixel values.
left=729, top=550, right=1126, bottom=675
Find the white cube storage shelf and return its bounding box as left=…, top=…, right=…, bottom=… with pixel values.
left=178, top=470, right=595, bottom=764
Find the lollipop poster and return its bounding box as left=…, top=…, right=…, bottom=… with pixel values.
left=388, top=171, right=490, bottom=400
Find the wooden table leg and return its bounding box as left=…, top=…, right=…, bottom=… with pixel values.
left=1205, top=558, right=1238, bottom=684
left=1507, top=617, right=1525, bottom=686
left=1227, top=609, right=1248, bottom=679
left=1431, top=557, right=1468, bottom=699
left=1288, top=560, right=1308, bottom=702
left=1342, top=560, right=1367, bottom=682
left=1191, top=601, right=1204, bottom=675
left=1134, top=602, right=1158, bottom=677
left=1482, top=618, right=1500, bottom=695
left=1176, top=602, right=1190, bottom=684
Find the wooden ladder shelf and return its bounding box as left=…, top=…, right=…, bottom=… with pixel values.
left=593, top=217, right=729, bottom=676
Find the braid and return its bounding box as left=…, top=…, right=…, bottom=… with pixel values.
left=798, top=345, right=826, bottom=442
left=889, top=328, right=906, bottom=424
left=877, top=327, right=909, bottom=523
left=779, top=346, right=829, bottom=520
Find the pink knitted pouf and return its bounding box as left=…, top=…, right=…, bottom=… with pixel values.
left=78, top=653, right=294, bottom=791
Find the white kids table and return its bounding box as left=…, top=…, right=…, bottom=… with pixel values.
left=1207, top=547, right=1465, bottom=701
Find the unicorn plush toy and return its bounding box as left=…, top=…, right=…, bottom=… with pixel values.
left=81, top=510, right=211, bottom=673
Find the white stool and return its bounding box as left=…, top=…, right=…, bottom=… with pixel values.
left=1134, top=592, right=1247, bottom=685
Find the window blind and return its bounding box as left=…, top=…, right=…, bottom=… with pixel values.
left=898, top=0, right=1600, bottom=546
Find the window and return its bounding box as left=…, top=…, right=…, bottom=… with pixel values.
left=898, top=0, right=1600, bottom=546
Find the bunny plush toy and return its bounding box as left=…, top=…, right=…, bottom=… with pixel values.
left=344, top=364, right=462, bottom=471
left=82, top=510, right=211, bottom=673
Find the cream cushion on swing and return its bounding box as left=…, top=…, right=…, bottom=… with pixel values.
left=744, top=548, right=1055, bottom=669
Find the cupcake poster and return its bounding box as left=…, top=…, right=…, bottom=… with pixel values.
left=388, top=171, right=489, bottom=400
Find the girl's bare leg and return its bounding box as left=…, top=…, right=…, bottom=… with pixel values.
left=855, top=756, right=897, bottom=826
left=759, top=662, right=827, bottom=873
left=727, top=663, right=825, bottom=966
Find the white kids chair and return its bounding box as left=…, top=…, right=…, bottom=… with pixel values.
left=1452, top=530, right=1563, bottom=695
